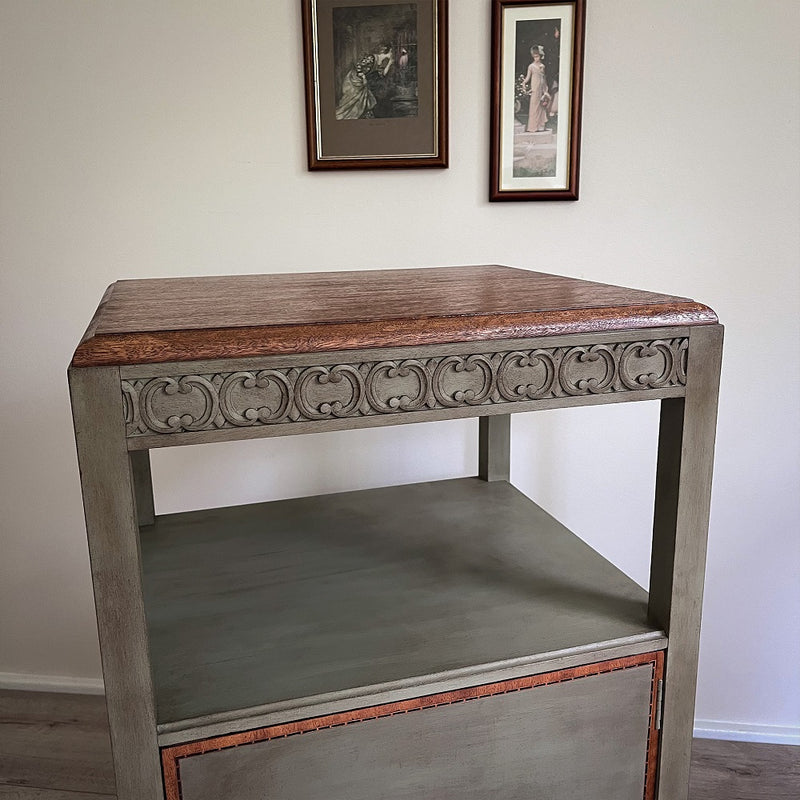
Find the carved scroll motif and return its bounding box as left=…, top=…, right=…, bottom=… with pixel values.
left=558, top=345, right=617, bottom=396
left=123, top=338, right=689, bottom=437
left=366, top=360, right=429, bottom=412
left=294, top=365, right=364, bottom=420
left=497, top=350, right=556, bottom=401
left=432, top=355, right=495, bottom=407
left=218, top=370, right=292, bottom=426
left=139, top=376, right=219, bottom=433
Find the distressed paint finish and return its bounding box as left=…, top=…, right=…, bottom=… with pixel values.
left=140, top=478, right=665, bottom=733
left=163, top=653, right=662, bottom=800
left=478, top=414, right=510, bottom=482
left=649, top=324, right=724, bottom=800
left=66, top=268, right=722, bottom=800
left=121, top=336, right=689, bottom=441
left=130, top=449, right=155, bottom=527
left=68, top=367, right=163, bottom=799
left=6, top=689, right=799, bottom=800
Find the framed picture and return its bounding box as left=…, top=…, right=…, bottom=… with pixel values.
left=490, top=0, right=585, bottom=200
left=302, top=0, right=448, bottom=170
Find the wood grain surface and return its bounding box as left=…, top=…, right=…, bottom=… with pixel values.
left=140, top=478, right=664, bottom=728
left=688, top=738, right=800, bottom=800
left=68, top=367, right=163, bottom=798
left=71, top=265, right=717, bottom=367
left=2, top=688, right=794, bottom=800
left=648, top=325, right=724, bottom=800
left=162, top=653, right=661, bottom=800
left=0, top=690, right=114, bottom=796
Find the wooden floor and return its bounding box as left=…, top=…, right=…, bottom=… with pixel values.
left=0, top=690, right=796, bottom=799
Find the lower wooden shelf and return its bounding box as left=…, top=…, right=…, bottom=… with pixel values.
left=140, top=477, right=665, bottom=745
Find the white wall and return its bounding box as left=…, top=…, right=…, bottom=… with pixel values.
left=1, top=0, right=798, bottom=741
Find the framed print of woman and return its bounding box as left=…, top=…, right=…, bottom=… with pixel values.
left=302, top=0, right=448, bottom=169
left=490, top=0, right=585, bottom=200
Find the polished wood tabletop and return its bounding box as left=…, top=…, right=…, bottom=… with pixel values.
left=71, top=265, right=717, bottom=367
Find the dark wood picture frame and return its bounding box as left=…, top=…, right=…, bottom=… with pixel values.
left=302, top=0, right=448, bottom=170
left=490, top=0, right=585, bottom=200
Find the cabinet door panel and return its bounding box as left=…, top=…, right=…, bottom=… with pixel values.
left=168, top=658, right=659, bottom=800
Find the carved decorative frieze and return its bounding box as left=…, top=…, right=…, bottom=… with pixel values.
left=122, top=338, right=688, bottom=437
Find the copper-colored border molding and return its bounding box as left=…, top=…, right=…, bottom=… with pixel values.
left=162, top=651, right=664, bottom=800
left=645, top=650, right=665, bottom=800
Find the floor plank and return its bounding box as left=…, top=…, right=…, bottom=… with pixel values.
left=0, top=789, right=114, bottom=800
left=689, top=738, right=800, bottom=800
left=0, top=689, right=797, bottom=798
left=0, top=691, right=114, bottom=795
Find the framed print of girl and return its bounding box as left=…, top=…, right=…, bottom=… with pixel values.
left=490, top=0, right=585, bottom=200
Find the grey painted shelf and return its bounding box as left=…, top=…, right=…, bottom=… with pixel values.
left=140, top=477, right=665, bottom=734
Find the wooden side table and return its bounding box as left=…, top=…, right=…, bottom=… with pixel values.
left=69, top=265, right=722, bottom=800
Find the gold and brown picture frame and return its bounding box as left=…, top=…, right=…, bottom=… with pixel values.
left=490, top=0, right=585, bottom=200
left=302, top=0, right=448, bottom=170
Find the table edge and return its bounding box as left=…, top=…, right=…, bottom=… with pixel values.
left=71, top=302, right=718, bottom=368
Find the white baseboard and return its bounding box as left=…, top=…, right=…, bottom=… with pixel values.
left=0, top=671, right=105, bottom=695
left=694, top=719, right=800, bottom=746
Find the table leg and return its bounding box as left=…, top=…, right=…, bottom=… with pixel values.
left=69, top=366, right=163, bottom=800
left=130, top=449, right=155, bottom=527
left=478, top=414, right=511, bottom=482
left=648, top=324, right=724, bottom=799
